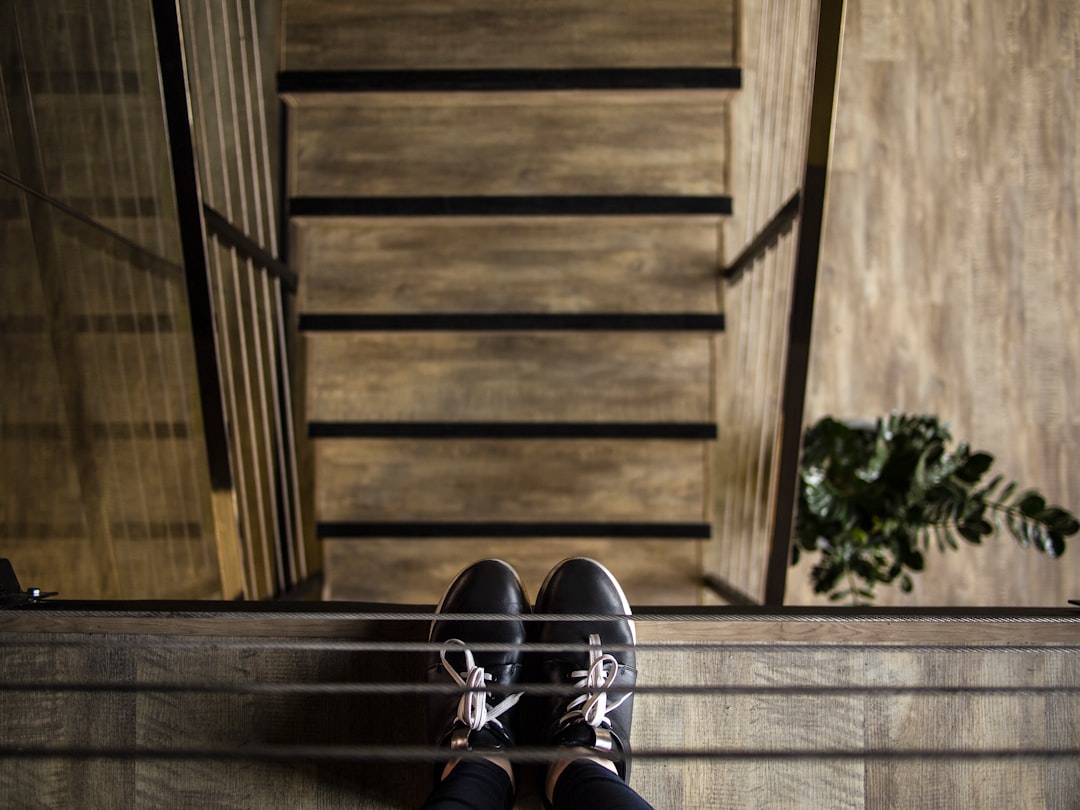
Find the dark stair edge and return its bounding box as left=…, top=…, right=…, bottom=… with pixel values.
left=288, top=196, right=733, bottom=218
left=298, top=313, right=725, bottom=331
left=308, top=422, right=717, bottom=440
left=279, top=67, right=742, bottom=94
left=317, top=522, right=711, bottom=539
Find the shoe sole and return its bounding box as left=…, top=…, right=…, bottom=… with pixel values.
left=429, top=558, right=530, bottom=641
left=536, top=556, right=637, bottom=644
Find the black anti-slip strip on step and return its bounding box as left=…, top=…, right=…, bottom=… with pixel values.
left=279, top=67, right=742, bottom=94
left=308, top=422, right=717, bottom=440
left=317, top=522, right=711, bottom=539
left=289, top=196, right=733, bottom=217
left=299, top=313, right=725, bottom=331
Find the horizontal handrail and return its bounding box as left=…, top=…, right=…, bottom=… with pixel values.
left=202, top=205, right=296, bottom=290
left=0, top=170, right=181, bottom=280
left=722, top=191, right=800, bottom=281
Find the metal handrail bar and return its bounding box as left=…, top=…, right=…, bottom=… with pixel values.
left=202, top=205, right=296, bottom=289
left=722, top=191, right=801, bottom=281
left=152, top=0, right=233, bottom=494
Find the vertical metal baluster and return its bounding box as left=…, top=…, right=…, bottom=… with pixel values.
left=214, top=0, right=275, bottom=596
left=247, top=0, right=306, bottom=583
left=190, top=0, right=260, bottom=598
left=223, top=0, right=284, bottom=593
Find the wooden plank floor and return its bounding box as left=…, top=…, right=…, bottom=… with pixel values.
left=788, top=0, right=1080, bottom=607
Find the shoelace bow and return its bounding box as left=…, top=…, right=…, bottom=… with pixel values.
left=440, top=639, right=523, bottom=732
left=560, top=633, right=630, bottom=728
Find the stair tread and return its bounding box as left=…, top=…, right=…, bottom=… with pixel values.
left=321, top=537, right=703, bottom=604
left=306, top=331, right=713, bottom=424
left=282, top=0, right=736, bottom=72
left=314, top=439, right=708, bottom=524
left=294, top=217, right=721, bottom=315
left=288, top=91, right=729, bottom=198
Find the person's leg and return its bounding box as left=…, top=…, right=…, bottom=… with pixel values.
left=550, top=760, right=654, bottom=810
left=420, top=759, right=514, bottom=810
left=420, top=560, right=529, bottom=810
left=535, top=558, right=656, bottom=810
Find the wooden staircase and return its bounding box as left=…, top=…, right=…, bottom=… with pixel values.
left=282, top=0, right=739, bottom=604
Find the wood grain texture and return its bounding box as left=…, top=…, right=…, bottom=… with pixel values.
left=322, top=538, right=703, bottom=605
left=289, top=91, right=729, bottom=197
left=3, top=618, right=1077, bottom=809
left=315, top=439, right=709, bottom=523
left=307, top=332, right=713, bottom=424
left=282, top=0, right=737, bottom=71
left=721, top=0, right=816, bottom=262
left=790, top=0, right=1080, bottom=607
left=709, top=231, right=797, bottom=602
left=294, top=217, right=722, bottom=315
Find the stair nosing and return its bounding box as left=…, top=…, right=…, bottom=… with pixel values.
left=289, top=195, right=733, bottom=218
left=317, top=521, right=711, bottom=539
left=279, top=67, right=741, bottom=94
left=298, top=313, right=725, bottom=331
left=308, top=422, right=717, bottom=440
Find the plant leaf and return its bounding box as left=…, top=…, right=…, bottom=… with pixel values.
left=1017, top=492, right=1047, bottom=518
left=956, top=451, right=994, bottom=484
left=1036, top=507, right=1080, bottom=536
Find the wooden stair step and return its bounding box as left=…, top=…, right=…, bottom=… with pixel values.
left=287, top=91, right=729, bottom=199
left=306, top=332, right=714, bottom=424
left=321, top=538, right=703, bottom=604
left=314, top=439, right=709, bottom=524
left=293, top=216, right=721, bottom=315
left=282, top=0, right=736, bottom=72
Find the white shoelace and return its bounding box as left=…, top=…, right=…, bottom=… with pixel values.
left=440, top=639, right=523, bottom=732
left=559, top=633, right=630, bottom=728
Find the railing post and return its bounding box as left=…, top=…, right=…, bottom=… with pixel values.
left=763, top=0, right=846, bottom=605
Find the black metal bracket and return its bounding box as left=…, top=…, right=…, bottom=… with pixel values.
left=0, top=559, right=57, bottom=608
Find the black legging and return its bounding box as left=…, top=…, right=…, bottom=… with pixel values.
left=420, top=759, right=655, bottom=810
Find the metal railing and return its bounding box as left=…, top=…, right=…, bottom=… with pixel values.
left=707, top=0, right=844, bottom=605
left=154, top=0, right=307, bottom=600
left=0, top=0, right=304, bottom=601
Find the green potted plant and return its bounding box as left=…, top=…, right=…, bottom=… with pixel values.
left=792, top=412, right=1078, bottom=604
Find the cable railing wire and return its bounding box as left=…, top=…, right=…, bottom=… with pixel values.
left=2, top=744, right=1076, bottom=764
left=4, top=638, right=1077, bottom=655
left=4, top=681, right=1078, bottom=698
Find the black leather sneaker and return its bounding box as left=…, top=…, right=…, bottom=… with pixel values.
left=535, top=557, right=638, bottom=782
left=426, top=559, right=530, bottom=776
